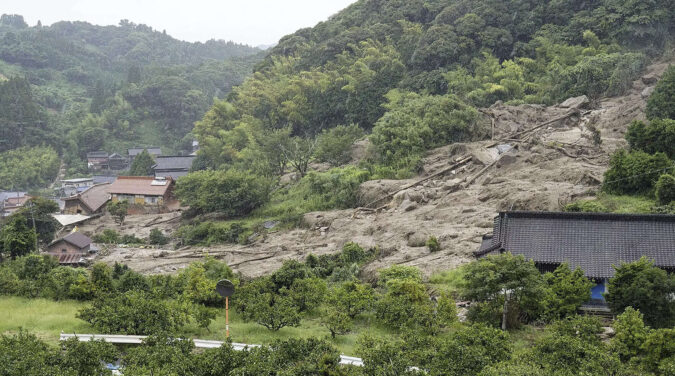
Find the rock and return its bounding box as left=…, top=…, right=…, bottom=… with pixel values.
left=158, top=251, right=168, bottom=258
left=402, top=201, right=418, bottom=212
left=462, top=208, right=476, bottom=213
left=442, top=178, right=463, bottom=192
left=641, top=86, right=654, bottom=99
left=641, top=73, right=658, bottom=85
left=358, top=179, right=406, bottom=206
left=496, top=154, right=518, bottom=168
left=559, top=95, right=590, bottom=109
left=407, top=232, right=427, bottom=247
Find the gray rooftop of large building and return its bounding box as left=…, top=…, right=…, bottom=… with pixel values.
left=152, top=156, right=196, bottom=171
left=475, top=211, right=675, bottom=278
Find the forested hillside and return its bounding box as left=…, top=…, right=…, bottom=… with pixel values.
left=0, top=14, right=262, bottom=183
left=186, top=0, right=673, bottom=230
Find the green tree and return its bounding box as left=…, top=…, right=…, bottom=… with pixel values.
left=129, top=149, right=155, bottom=176
left=77, top=290, right=192, bottom=334
left=626, top=119, right=675, bottom=158
left=320, top=307, right=352, bottom=338
left=90, top=262, right=114, bottom=295
left=655, top=173, right=675, bottom=205
left=611, top=307, right=649, bottom=363
left=606, top=257, right=675, bottom=328
left=107, top=200, right=129, bottom=225
left=641, top=328, right=675, bottom=373
left=16, top=197, right=60, bottom=246
left=375, top=278, right=435, bottom=331
left=326, top=280, right=375, bottom=319
left=148, top=228, right=169, bottom=245
left=646, top=65, right=675, bottom=120
left=378, top=265, right=423, bottom=285
left=314, top=124, right=364, bottom=166
left=436, top=292, right=458, bottom=327
left=0, top=215, right=37, bottom=260
left=463, top=253, right=546, bottom=329
left=245, top=292, right=301, bottom=331
left=287, top=277, right=327, bottom=312
left=602, top=150, right=673, bottom=195
left=541, top=263, right=592, bottom=321
left=175, top=169, right=270, bottom=216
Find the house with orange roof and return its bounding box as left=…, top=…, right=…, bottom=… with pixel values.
left=108, top=176, right=175, bottom=213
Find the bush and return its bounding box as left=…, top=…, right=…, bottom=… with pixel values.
left=304, top=166, right=371, bottom=209
left=626, top=119, right=675, bottom=158
left=563, top=200, right=608, bottom=212
left=655, top=173, right=675, bottom=205
left=340, top=242, right=367, bottom=264
left=107, top=200, right=129, bottom=225
left=175, top=169, right=271, bottom=216
left=375, top=278, right=436, bottom=332
left=370, top=91, right=485, bottom=169
left=93, top=229, right=120, bottom=244
left=378, top=265, right=423, bottom=285
left=541, top=263, right=592, bottom=321
left=602, top=150, right=673, bottom=195
left=606, top=257, right=675, bottom=328
left=314, top=124, right=364, bottom=166
left=175, top=221, right=249, bottom=246
left=77, top=290, right=193, bottom=334
left=646, top=65, right=675, bottom=120
left=426, top=236, right=440, bottom=252
left=148, top=228, right=169, bottom=245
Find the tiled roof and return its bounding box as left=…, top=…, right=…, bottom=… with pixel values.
left=93, top=175, right=117, bottom=185
left=128, top=147, right=162, bottom=156
left=64, top=183, right=111, bottom=212
left=475, top=211, right=675, bottom=278
left=152, top=156, right=195, bottom=171
left=50, top=232, right=92, bottom=249
left=46, top=253, right=86, bottom=264
left=87, top=151, right=108, bottom=158
left=108, top=176, right=172, bottom=196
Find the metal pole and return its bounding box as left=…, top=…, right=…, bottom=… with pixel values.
left=226, top=296, right=229, bottom=338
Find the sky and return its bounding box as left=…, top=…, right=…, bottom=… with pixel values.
left=2, top=0, right=358, bottom=47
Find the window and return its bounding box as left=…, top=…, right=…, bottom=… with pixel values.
left=145, top=196, right=158, bottom=204
left=61, top=248, right=67, bottom=253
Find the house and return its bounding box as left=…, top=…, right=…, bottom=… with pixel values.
left=475, top=211, right=675, bottom=304
left=93, top=175, right=117, bottom=185
left=62, top=183, right=111, bottom=215
left=108, top=176, right=174, bottom=213
left=87, top=151, right=109, bottom=170
left=59, top=178, right=94, bottom=197
left=128, top=147, right=162, bottom=162
left=45, top=231, right=94, bottom=265
left=107, top=153, right=127, bottom=171
left=152, top=156, right=196, bottom=179
left=0, top=192, right=30, bottom=217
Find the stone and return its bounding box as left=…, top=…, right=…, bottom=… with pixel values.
left=559, top=95, right=590, bottom=109
left=641, top=86, right=654, bottom=99
left=407, top=232, right=427, bottom=247
left=442, top=178, right=463, bottom=192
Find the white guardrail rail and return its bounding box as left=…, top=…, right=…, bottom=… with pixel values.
left=60, top=333, right=364, bottom=367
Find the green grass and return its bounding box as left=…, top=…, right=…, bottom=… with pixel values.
left=0, top=296, right=93, bottom=344
left=595, top=193, right=657, bottom=213
left=429, top=265, right=468, bottom=298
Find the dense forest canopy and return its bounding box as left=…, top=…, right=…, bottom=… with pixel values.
left=187, top=0, right=673, bottom=220
left=0, top=14, right=263, bottom=182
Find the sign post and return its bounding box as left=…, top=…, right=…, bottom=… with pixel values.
left=215, top=279, right=235, bottom=338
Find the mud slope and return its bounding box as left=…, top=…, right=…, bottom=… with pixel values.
left=92, top=61, right=670, bottom=278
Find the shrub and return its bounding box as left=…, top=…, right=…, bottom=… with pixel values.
left=314, top=124, right=364, bottom=166
left=563, top=200, right=607, bottom=212
left=175, top=221, right=249, bottom=246
left=107, top=200, right=129, bottom=225
left=606, top=257, right=675, bottom=328
left=426, top=236, right=440, bottom=252
left=646, top=65, right=675, bottom=120
left=375, top=278, right=436, bottom=331
left=370, top=91, right=485, bottom=169
left=340, top=242, right=367, bottom=264
left=77, top=290, right=193, bottom=334
left=655, top=173, right=675, bottom=205
left=175, top=169, right=271, bottom=216
left=148, top=228, right=169, bottom=245
left=304, top=166, right=371, bottom=209
left=602, top=150, right=672, bottom=195
left=93, top=229, right=120, bottom=244
left=541, top=263, right=592, bottom=321
left=378, top=265, right=423, bottom=285
left=626, top=119, right=675, bottom=158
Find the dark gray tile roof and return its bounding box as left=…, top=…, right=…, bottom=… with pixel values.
left=475, top=211, right=675, bottom=278
left=152, top=156, right=195, bottom=171
left=53, top=232, right=92, bottom=249
left=128, top=147, right=162, bottom=156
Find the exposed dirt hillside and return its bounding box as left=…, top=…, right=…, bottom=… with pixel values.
left=85, top=61, right=671, bottom=279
